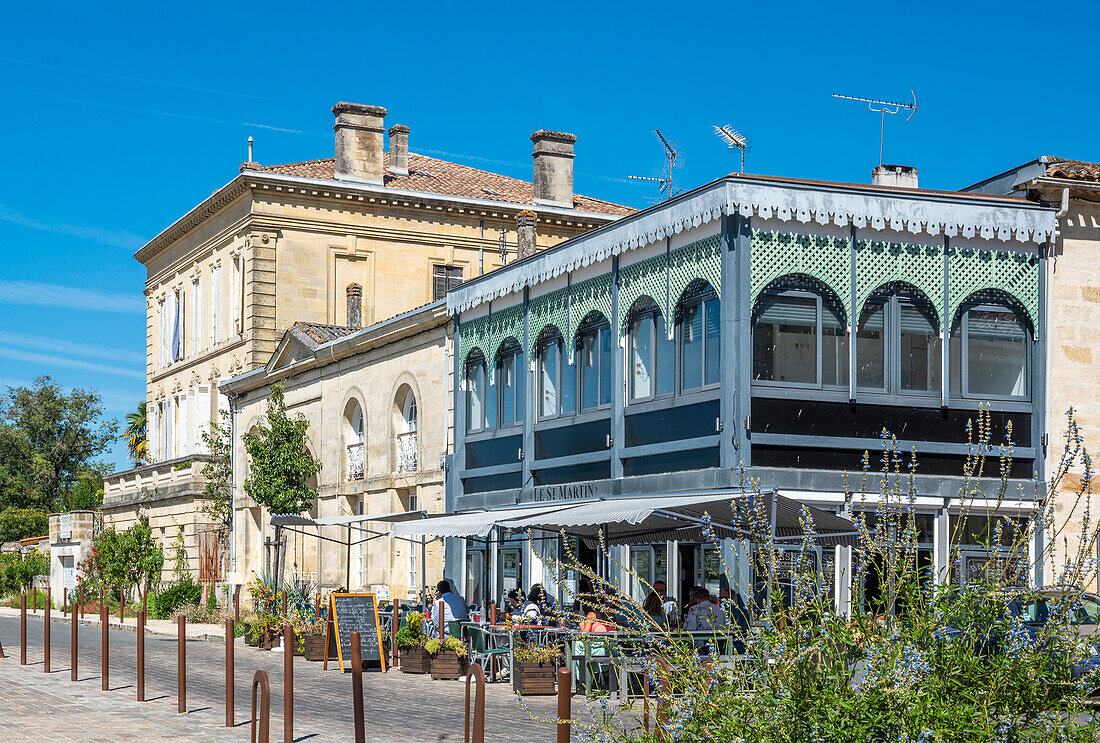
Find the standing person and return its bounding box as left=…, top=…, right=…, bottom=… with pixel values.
left=429, top=579, right=469, bottom=635
left=685, top=587, right=726, bottom=631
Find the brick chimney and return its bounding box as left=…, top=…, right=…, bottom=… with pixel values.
left=531, top=130, right=576, bottom=208
left=388, top=124, right=410, bottom=176
left=516, top=210, right=537, bottom=259
left=872, top=164, right=919, bottom=189
left=346, top=283, right=362, bottom=329
left=332, top=102, right=387, bottom=184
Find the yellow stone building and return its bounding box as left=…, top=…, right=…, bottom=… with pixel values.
left=103, top=101, right=632, bottom=585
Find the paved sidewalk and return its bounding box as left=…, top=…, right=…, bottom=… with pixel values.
left=0, top=613, right=574, bottom=742
left=0, top=606, right=225, bottom=642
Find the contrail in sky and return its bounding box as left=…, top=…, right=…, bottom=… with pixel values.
left=0, top=347, right=144, bottom=380
left=0, top=280, right=145, bottom=314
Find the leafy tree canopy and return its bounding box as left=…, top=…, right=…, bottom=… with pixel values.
left=243, top=383, right=320, bottom=515
left=0, top=376, right=117, bottom=512
left=201, top=409, right=233, bottom=529
left=0, top=507, right=49, bottom=544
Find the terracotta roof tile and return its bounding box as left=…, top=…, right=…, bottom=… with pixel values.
left=1045, top=158, right=1100, bottom=181
left=290, top=321, right=357, bottom=347
left=257, top=153, right=634, bottom=216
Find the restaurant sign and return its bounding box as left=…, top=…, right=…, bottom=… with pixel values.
left=531, top=480, right=610, bottom=503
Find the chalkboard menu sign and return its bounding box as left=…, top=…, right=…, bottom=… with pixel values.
left=328, top=592, right=385, bottom=673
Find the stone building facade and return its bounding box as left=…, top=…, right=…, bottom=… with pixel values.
left=104, top=100, right=631, bottom=583
left=220, top=301, right=451, bottom=599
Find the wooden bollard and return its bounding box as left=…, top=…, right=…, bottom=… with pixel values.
left=137, top=610, right=145, bottom=701
left=557, top=667, right=572, bottom=743
left=391, top=602, right=399, bottom=669
left=178, top=615, right=186, bottom=713
left=100, top=598, right=108, bottom=691
left=70, top=600, right=78, bottom=681
left=283, top=624, right=293, bottom=743
left=43, top=589, right=50, bottom=673
left=226, top=619, right=235, bottom=727
left=464, top=662, right=486, bottom=743
left=20, top=592, right=27, bottom=665
left=351, top=630, right=365, bottom=743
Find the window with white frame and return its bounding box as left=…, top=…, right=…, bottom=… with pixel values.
left=752, top=285, right=848, bottom=388
left=171, top=288, right=183, bottom=362
left=192, top=277, right=201, bottom=355
left=232, top=255, right=242, bottom=336
left=211, top=265, right=221, bottom=344
left=158, top=299, right=166, bottom=367
left=538, top=329, right=575, bottom=419
left=628, top=298, right=675, bottom=402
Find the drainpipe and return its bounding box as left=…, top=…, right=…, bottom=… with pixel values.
left=1054, top=187, right=1070, bottom=220
left=229, top=393, right=238, bottom=575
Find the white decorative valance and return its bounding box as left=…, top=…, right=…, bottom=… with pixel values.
left=447, top=178, right=1055, bottom=314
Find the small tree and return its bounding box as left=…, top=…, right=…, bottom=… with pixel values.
left=0, top=507, right=49, bottom=543
left=201, top=410, right=233, bottom=573
left=243, top=383, right=320, bottom=580
left=122, top=522, right=165, bottom=609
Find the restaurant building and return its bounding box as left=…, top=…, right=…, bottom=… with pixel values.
left=440, top=169, right=1056, bottom=613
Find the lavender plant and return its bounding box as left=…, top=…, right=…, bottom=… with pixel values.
left=529, top=408, right=1100, bottom=743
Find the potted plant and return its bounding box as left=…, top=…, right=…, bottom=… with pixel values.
left=293, top=615, right=329, bottom=661
left=248, top=613, right=282, bottom=650
left=396, top=612, right=431, bottom=673
left=426, top=636, right=468, bottom=680
left=512, top=640, right=561, bottom=695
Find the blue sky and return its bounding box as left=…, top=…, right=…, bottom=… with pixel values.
left=1, top=0, right=1097, bottom=471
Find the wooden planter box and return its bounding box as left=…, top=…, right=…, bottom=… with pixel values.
left=242, top=624, right=257, bottom=646
left=513, top=661, right=557, bottom=695
left=400, top=647, right=431, bottom=674
left=258, top=628, right=281, bottom=650
left=430, top=650, right=468, bottom=680
left=303, top=634, right=327, bottom=662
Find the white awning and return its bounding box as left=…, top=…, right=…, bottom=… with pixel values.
left=497, top=490, right=856, bottom=546
left=270, top=511, right=426, bottom=528
left=387, top=504, right=577, bottom=539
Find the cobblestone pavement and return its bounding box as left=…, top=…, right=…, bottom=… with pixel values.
left=0, top=613, right=572, bottom=742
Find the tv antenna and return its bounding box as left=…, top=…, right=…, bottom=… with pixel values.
left=627, top=129, right=681, bottom=201
left=832, top=89, right=918, bottom=165
left=713, top=124, right=748, bottom=173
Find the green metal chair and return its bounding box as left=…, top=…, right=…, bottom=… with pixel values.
left=466, top=624, right=511, bottom=682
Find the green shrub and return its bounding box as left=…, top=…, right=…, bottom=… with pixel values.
left=205, top=585, right=218, bottom=611
left=0, top=508, right=49, bottom=544
left=149, top=575, right=202, bottom=619
left=0, top=551, right=48, bottom=597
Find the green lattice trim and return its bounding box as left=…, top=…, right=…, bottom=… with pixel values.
left=566, top=274, right=614, bottom=345
left=617, top=252, right=670, bottom=337
left=528, top=287, right=569, bottom=354
left=948, top=249, right=1040, bottom=335
left=856, top=240, right=944, bottom=327
left=489, top=303, right=525, bottom=361
left=750, top=230, right=851, bottom=323
left=669, top=235, right=722, bottom=310
left=458, top=314, right=491, bottom=378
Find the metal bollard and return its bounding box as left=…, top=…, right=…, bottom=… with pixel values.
left=137, top=610, right=145, bottom=701
left=31, top=587, right=36, bottom=614
left=438, top=599, right=446, bottom=640
left=251, top=670, right=271, bottom=743
left=63, top=588, right=67, bottom=618
left=557, top=667, right=571, bottom=743
left=351, top=630, right=365, bottom=743
left=80, top=587, right=84, bottom=619
left=391, top=601, right=400, bottom=669
left=119, top=591, right=125, bottom=623
left=234, top=586, right=241, bottom=622
left=226, top=619, right=235, bottom=727
left=490, top=603, right=498, bottom=625
left=283, top=624, right=293, bottom=743
left=100, top=598, right=108, bottom=691
left=43, top=590, right=50, bottom=673
left=20, top=592, right=27, bottom=665
left=178, top=615, right=186, bottom=713
left=70, top=597, right=78, bottom=681
left=464, top=662, right=486, bottom=743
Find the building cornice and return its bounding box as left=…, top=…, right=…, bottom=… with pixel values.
left=135, top=169, right=623, bottom=267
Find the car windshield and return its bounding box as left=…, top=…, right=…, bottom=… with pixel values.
left=1014, top=594, right=1100, bottom=625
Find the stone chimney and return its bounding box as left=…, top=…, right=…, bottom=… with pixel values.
left=388, top=124, right=410, bottom=176
left=872, top=164, right=919, bottom=189
left=531, top=130, right=576, bottom=207
left=332, top=102, right=387, bottom=184
left=346, top=283, right=362, bottom=329
left=516, top=210, right=537, bottom=259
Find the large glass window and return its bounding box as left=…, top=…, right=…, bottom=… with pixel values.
left=680, top=291, right=721, bottom=391
left=577, top=320, right=612, bottom=411
left=538, top=332, right=575, bottom=419
left=753, top=288, right=848, bottom=388
left=629, top=300, right=676, bottom=402
left=950, top=304, right=1029, bottom=398
left=466, top=353, right=489, bottom=432
left=497, top=344, right=524, bottom=427
left=857, top=302, right=886, bottom=389
left=856, top=287, right=941, bottom=394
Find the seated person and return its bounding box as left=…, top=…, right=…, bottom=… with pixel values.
left=643, top=591, right=669, bottom=628
left=684, top=587, right=727, bottom=631
left=521, top=583, right=552, bottom=621
left=428, top=578, right=469, bottom=635
left=580, top=607, right=614, bottom=633
left=652, top=580, right=679, bottom=628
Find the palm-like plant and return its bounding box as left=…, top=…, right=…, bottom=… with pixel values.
left=123, top=400, right=149, bottom=465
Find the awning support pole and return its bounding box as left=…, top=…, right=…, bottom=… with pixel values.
left=421, top=536, right=427, bottom=609
left=767, top=493, right=778, bottom=617
left=345, top=525, right=351, bottom=590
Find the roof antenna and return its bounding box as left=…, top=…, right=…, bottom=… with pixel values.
left=627, top=129, right=681, bottom=202
left=713, top=125, right=748, bottom=173
left=247, top=136, right=254, bottom=163
left=831, top=89, right=918, bottom=165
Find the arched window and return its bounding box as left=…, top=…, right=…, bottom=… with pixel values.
left=857, top=284, right=941, bottom=393
left=752, top=282, right=847, bottom=388
left=344, top=400, right=365, bottom=481
left=950, top=298, right=1030, bottom=398
left=628, top=298, right=674, bottom=402
left=538, top=328, right=575, bottom=419
left=466, top=351, right=493, bottom=433
left=396, top=388, right=418, bottom=473
left=678, top=283, right=720, bottom=392
left=496, top=340, right=524, bottom=427
left=576, top=314, right=612, bottom=411
left=400, top=390, right=417, bottom=434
